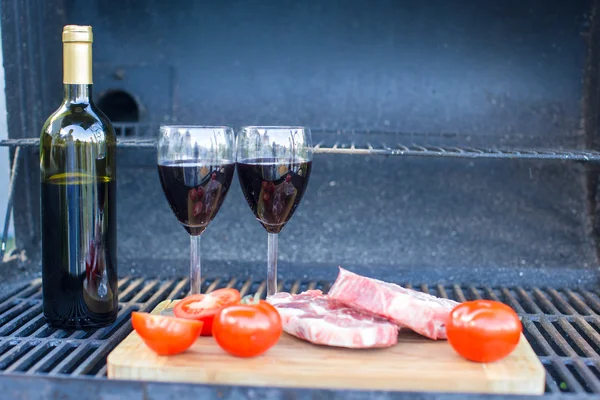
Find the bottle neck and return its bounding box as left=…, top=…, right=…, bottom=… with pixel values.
left=63, top=84, right=92, bottom=104
left=63, top=41, right=93, bottom=85
left=63, top=39, right=93, bottom=105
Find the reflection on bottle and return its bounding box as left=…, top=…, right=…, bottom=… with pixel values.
left=83, top=222, right=114, bottom=314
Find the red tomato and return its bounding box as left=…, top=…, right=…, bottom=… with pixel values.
left=131, top=312, right=203, bottom=356
left=213, top=297, right=282, bottom=358
left=446, top=300, right=522, bottom=363
left=173, top=288, right=241, bottom=336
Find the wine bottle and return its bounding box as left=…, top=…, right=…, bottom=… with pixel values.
left=40, top=25, right=118, bottom=329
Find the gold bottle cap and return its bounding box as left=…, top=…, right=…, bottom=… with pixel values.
left=62, top=25, right=93, bottom=43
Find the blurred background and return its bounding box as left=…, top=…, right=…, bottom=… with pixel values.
left=0, top=0, right=597, bottom=288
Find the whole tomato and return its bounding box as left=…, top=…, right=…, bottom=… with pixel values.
left=213, top=294, right=282, bottom=358
left=446, top=300, right=522, bottom=363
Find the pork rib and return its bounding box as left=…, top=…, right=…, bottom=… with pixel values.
left=328, top=267, right=459, bottom=340
left=267, top=289, right=398, bottom=348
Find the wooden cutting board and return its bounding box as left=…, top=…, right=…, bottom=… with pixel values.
left=107, top=300, right=545, bottom=395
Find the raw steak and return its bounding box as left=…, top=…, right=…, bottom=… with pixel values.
left=328, top=267, right=459, bottom=340
left=267, top=289, right=398, bottom=348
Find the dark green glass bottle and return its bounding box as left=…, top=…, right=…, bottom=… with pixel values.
left=40, top=25, right=118, bottom=329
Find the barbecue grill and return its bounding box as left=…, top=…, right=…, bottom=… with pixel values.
left=1, top=0, right=600, bottom=398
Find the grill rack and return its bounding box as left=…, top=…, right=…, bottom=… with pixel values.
left=0, top=276, right=599, bottom=397
left=2, top=124, right=600, bottom=162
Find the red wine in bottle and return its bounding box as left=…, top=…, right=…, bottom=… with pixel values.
left=40, top=25, right=118, bottom=329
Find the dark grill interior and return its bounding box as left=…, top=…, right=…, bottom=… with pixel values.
left=2, top=0, right=600, bottom=398
left=0, top=276, right=598, bottom=397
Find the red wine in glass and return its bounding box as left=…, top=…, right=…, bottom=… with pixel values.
left=157, top=125, right=235, bottom=295
left=236, top=126, right=313, bottom=297
left=158, top=161, right=235, bottom=236
left=237, top=158, right=312, bottom=234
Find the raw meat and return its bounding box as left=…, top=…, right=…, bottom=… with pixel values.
left=267, top=289, right=399, bottom=348
left=328, top=267, right=459, bottom=340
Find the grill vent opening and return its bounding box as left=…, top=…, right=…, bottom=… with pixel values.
left=96, top=90, right=140, bottom=136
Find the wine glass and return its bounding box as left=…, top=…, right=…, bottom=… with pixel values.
left=236, top=126, right=313, bottom=297
left=157, top=125, right=235, bottom=294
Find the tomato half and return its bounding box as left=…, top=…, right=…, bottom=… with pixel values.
left=213, top=297, right=282, bottom=358
left=131, top=312, right=203, bottom=356
left=173, top=288, right=241, bottom=336
left=446, top=300, right=522, bottom=363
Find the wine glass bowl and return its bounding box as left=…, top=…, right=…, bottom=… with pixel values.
left=236, top=126, right=313, bottom=296
left=157, top=125, right=235, bottom=294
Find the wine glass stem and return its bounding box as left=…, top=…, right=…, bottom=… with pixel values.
left=267, top=232, right=279, bottom=297
left=190, top=234, right=202, bottom=295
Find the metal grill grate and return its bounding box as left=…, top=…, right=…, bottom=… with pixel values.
left=0, top=277, right=599, bottom=396
left=2, top=131, right=600, bottom=162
